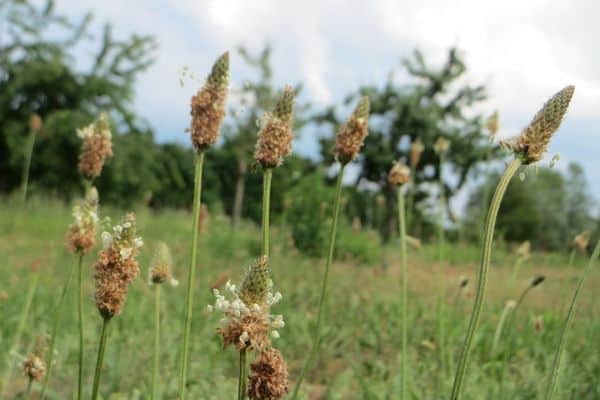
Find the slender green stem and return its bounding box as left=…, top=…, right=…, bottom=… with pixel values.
left=21, top=130, right=36, bottom=203
left=91, top=318, right=111, bottom=400
left=291, top=163, right=346, bottom=399
left=238, top=350, right=247, bottom=400
left=76, top=252, right=84, bottom=400
left=40, top=260, right=76, bottom=399
left=397, top=187, right=408, bottom=399
left=152, top=285, right=161, bottom=400
left=25, top=379, right=33, bottom=399
left=545, top=240, right=600, bottom=399
left=0, top=268, right=40, bottom=398
left=491, top=303, right=514, bottom=355
left=262, top=169, right=272, bottom=257
left=567, top=249, right=576, bottom=268
left=509, top=258, right=524, bottom=284
left=438, top=155, right=445, bottom=264
left=178, top=151, right=205, bottom=400
left=450, top=158, right=521, bottom=400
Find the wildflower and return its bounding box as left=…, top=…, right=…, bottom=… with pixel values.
left=573, top=231, right=590, bottom=253
left=388, top=161, right=411, bottom=186
left=78, top=113, right=113, bottom=180
left=210, top=257, right=284, bottom=352
left=505, top=300, right=517, bottom=310
left=487, top=111, right=499, bottom=138
left=29, top=114, right=42, bottom=134
left=530, top=275, right=545, bottom=288
left=334, top=96, right=370, bottom=164
left=149, top=242, right=178, bottom=286
left=434, top=137, right=450, bottom=155
left=406, top=235, right=422, bottom=250
left=66, top=186, right=99, bottom=254
left=254, top=86, right=295, bottom=168
left=94, top=213, right=143, bottom=320
left=516, top=240, right=531, bottom=260
left=501, top=86, right=575, bottom=164
left=247, top=347, right=289, bottom=400
left=533, top=315, right=544, bottom=333
left=190, top=52, right=229, bottom=152
left=22, top=354, right=46, bottom=382
left=410, top=138, right=424, bottom=170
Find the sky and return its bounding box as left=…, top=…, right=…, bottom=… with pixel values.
left=52, top=0, right=600, bottom=210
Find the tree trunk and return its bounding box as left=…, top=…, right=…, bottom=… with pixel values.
left=231, top=158, right=247, bottom=230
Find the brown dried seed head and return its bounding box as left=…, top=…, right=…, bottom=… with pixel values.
left=66, top=186, right=99, bottom=255
left=190, top=52, right=229, bottom=152
left=410, top=138, right=424, bottom=169
left=218, top=311, right=271, bottom=352
left=254, top=87, right=295, bottom=168
left=94, top=213, right=143, bottom=319
left=388, top=161, right=411, bottom=186
left=573, top=230, right=590, bottom=253
left=29, top=114, right=42, bottom=134
left=247, top=348, right=289, bottom=400
left=502, top=86, right=574, bottom=164
left=78, top=114, right=113, bottom=180
left=530, top=275, right=545, bottom=288
left=149, top=242, right=177, bottom=286
left=22, top=355, right=46, bottom=381
left=335, top=96, right=370, bottom=164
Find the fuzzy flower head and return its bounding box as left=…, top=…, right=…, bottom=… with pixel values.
left=388, top=161, right=411, bottom=186
left=334, top=96, right=370, bottom=164
left=434, top=137, right=450, bottom=155
left=149, top=242, right=178, bottom=286
left=572, top=230, right=590, bottom=253
left=501, top=86, right=574, bottom=164
left=487, top=111, right=499, bottom=138
left=254, top=86, right=295, bottom=168
left=22, top=355, right=46, bottom=382
left=77, top=113, right=113, bottom=180
left=29, top=114, right=42, bottom=134
left=516, top=240, right=531, bottom=260
left=209, top=257, right=284, bottom=352
left=66, top=186, right=99, bottom=254
left=190, top=52, right=229, bottom=152
left=410, top=138, right=424, bottom=170
left=247, top=347, right=289, bottom=400
left=94, top=213, right=143, bottom=320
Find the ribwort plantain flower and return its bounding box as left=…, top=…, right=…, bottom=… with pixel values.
left=247, top=347, right=289, bottom=400
left=22, top=354, right=46, bottom=382
left=388, top=161, right=411, bottom=186
left=572, top=231, right=590, bottom=253
left=29, top=114, right=42, bottom=134
left=78, top=113, right=113, bottom=180
left=487, top=111, right=499, bottom=138
left=210, top=257, right=285, bottom=352
left=334, top=96, right=370, bottom=164
left=434, top=137, right=450, bottom=155
left=410, top=138, right=424, bottom=170
left=254, top=86, right=295, bottom=168
left=190, top=52, right=229, bottom=152
left=66, top=186, right=99, bottom=255
left=94, top=213, right=143, bottom=320
left=149, top=242, right=178, bottom=287
left=501, top=86, right=575, bottom=164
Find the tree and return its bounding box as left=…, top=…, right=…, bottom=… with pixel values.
left=0, top=0, right=156, bottom=200
left=315, top=48, right=496, bottom=240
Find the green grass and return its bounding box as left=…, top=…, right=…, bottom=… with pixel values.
left=1, top=198, right=599, bottom=399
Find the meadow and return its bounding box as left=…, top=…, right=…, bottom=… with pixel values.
left=1, top=197, right=598, bottom=399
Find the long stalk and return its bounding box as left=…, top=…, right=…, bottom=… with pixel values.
left=567, top=249, right=576, bottom=268
left=262, top=169, right=272, bottom=257
left=0, top=268, right=40, bottom=398
left=291, top=164, right=346, bottom=399
left=491, top=303, right=514, bottom=355
left=450, top=158, right=521, bottom=400
left=545, top=240, right=600, bottom=399
left=238, top=350, right=247, bottom=400
left=21, top=130, right=36, bottom=203
left=152, top=284, right=161, bottom=400
left=438, top=154, right=445, bottom=264
left=91, top=318, right=111, bottom=400
left=178, top=152, right=205, bottom=400
left=40, top=261, right=76, bottom=399
left=397, top=187, right=408, bottom=399
left=76, top=252, right=84, bottom=400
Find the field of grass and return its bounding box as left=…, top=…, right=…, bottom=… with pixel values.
left=1, top=197, right=599, bottom=399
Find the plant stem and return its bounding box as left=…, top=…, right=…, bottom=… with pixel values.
left=21, top=130, right=36, bottom=203
left=491, top=303, right=514, bottom=355
left=238, top=350, right=247, bottom=400
left=450, top=158, right=521, bottom=400
left=178, top=151, right=205, bottom=400
left=545, top=240, right=600, bottom=399
left=509, top=257, right=524, bottom=284
left=567, top=249, right=576, bottom=268
left=0, top=267, right=40, bottom=398
left=291, top=163, right=346, bottom=399
left=76, top=252, right=84, bottom=400
left=438, top=154, right=445, bottom=264
left=152, top=284, right=161, bottom=400
left=397, top=187, right=408, bottom=399
left=40, top=260, right=76, bottom=399
left=25, top=379, right=33, bottom=399
left=262, top=169, right=272, bottom=257
left=91, top=318, right=111, bottom=400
